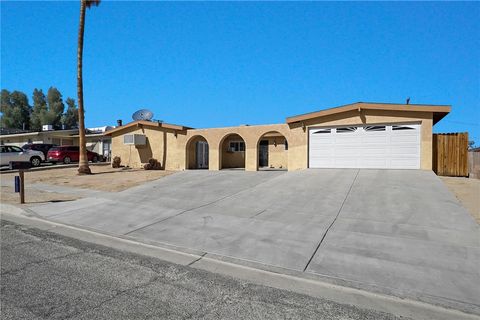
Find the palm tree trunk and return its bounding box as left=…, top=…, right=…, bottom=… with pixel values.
left=77, top=0, right=91, bottom=175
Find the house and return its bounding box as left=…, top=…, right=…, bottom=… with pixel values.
left=0, top=126, right=114, bottom=159
left=105, top=102, right=451, bottom=171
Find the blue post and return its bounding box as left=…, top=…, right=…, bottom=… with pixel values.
left=14, top=176, right=20, bottom=193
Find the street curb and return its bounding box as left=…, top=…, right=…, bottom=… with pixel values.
left=1, top=206, right=478, bottom=320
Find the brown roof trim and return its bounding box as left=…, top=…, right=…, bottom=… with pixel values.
left=286, top=102, right=451, bottom=125
left=104, top=120, right=191, bottom=135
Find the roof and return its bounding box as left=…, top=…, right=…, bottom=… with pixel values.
left=0, top=129, right=79, bottom=138
left=0, top=128, right=32, bottom=135
left=286, top=102, right=451, bottom=125
left=104, top=120, right=191, bottom=136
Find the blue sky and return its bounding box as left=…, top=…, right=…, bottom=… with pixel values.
left=1, top=2, right=479, bottom=143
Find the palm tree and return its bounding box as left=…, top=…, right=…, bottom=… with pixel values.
left=77, top=0, right=100, bottom=175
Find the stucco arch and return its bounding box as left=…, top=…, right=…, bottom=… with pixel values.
left=185, top=135, right=210, bottom=169
left=219, top=132, right=247, bottom=169
left=256, top=131, right=289, bottom=170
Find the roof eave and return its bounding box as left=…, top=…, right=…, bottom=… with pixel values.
left=104, top=120, right=190, bottom=136
left=286, top=102, right=451, bottom=124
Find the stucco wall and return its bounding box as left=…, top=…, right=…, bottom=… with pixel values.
left=110, top=109, right=435, bottom=171
left=180, top=124, right=291, bottom=171
left=110, top=126, right=182, bottom=169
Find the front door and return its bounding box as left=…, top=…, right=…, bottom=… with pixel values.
left=196, top=141, right=209, bottom=169
left=259, top=140, right=269, bottom=167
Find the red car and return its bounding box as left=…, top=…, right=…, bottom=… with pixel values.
left=47, top=146, right=101, bottom=164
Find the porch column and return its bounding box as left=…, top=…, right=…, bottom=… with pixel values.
left=209, top=147, right=221, bottom=170
left=245, top=143, right=258, bottom=171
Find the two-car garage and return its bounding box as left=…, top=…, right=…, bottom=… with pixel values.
left=308, top=123, right=421, bottom=169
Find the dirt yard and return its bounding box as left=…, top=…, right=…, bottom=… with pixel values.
left=440, top=176, right=480, bottom=224
left=1, top=165, right=173, bottom=192
left=0, top=186, right=80, bottom=205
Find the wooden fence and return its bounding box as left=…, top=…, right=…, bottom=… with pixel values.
left=432, top=133, right=469, bottom=177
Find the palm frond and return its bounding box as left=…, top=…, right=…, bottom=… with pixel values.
left=85, top=0, right=100, bottom=9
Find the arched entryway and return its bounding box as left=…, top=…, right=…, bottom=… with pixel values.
left=186, top=135, right=209, bottom=169
left=257, top=131, right=288, bottom=170
left=220, top=133, right=246, bottom=170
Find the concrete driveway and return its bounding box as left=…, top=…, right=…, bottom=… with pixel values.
left=27, top=169, right=480, bottom=314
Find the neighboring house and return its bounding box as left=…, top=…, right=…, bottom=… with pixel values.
left=0, top=126, right=114, bottom=160
left=105, top=101, right=451, bottom=171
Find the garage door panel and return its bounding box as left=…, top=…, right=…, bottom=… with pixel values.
left=335, top=147, right=363, bottom=156
left=391, top=146, right=419, bottom=156
left=309, top=124, right=420, bottom=169
left=335, top=136, right=362, bottom=144
left=310, top=158, right=334, bottom=167
left=390, top=135, right=419, bottom=144
left=359, top=158, right=388, bottom=168
left=334, top=159, right=359, bottom=168
left=362, top=135, right=389, bottom=144
left=362, top=147, right=388, bottom=156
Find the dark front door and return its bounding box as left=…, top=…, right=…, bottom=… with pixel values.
left=259, top=140, right=269, bottom=167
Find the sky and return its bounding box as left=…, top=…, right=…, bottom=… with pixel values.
left=1, top=1, right=479, bottom=143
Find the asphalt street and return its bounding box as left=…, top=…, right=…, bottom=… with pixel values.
left=0, top=219, right=407, bottom=320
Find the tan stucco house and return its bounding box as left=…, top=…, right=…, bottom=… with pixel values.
left=105, top=102, right=451, bottom=171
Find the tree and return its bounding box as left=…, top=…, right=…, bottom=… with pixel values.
left=30, top=87, right=66, bottom=131
left=77, top=0, right=100, bottom=175
left=30, top=88, right=48, bottom=131
left=62, top=98, right=79, bottom=129
left=0, top=90, right=13, bottom=126
left=0, top=90, right=31, bottom=130
left=46, top=87, right=65, bottom=128
left=468, top=140, right=476, bottom=150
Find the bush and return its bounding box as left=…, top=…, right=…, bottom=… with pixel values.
left=112, top=156, right=121, bottom=168
left=144, top=158, right=162, bottom=170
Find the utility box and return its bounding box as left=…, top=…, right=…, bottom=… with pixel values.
left=123, top=134, right=146, bottom=145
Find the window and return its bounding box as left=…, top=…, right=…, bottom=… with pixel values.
left=312, top=129, right=331, bottom=134
left=364, top=125, right=386, bottom=132
left=9, top=146, right=23, bottom=152
left=392, top=125, right=415, bottom=131
left=336, top=127, right=357, bottom=133
left=229, top=141, right=245, bottom=152
left=285, top=140, right=288, bottom=151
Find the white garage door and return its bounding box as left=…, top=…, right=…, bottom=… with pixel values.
left=309, top=124, right=421, bottom=169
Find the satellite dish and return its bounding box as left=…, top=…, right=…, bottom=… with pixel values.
left=132, top=109, right=154, bottom=121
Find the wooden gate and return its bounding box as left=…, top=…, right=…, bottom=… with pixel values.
left=432, top=133, right=468, bottom=177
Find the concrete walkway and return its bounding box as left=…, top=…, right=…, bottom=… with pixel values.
left=25, top=169, right=480, bottom=314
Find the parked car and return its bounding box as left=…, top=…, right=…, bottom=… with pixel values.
left=0, top=145, right=45, bottom=167
left=47, top=146, right=101, bottom=164
left=21, top=143, right=57, bottom=159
